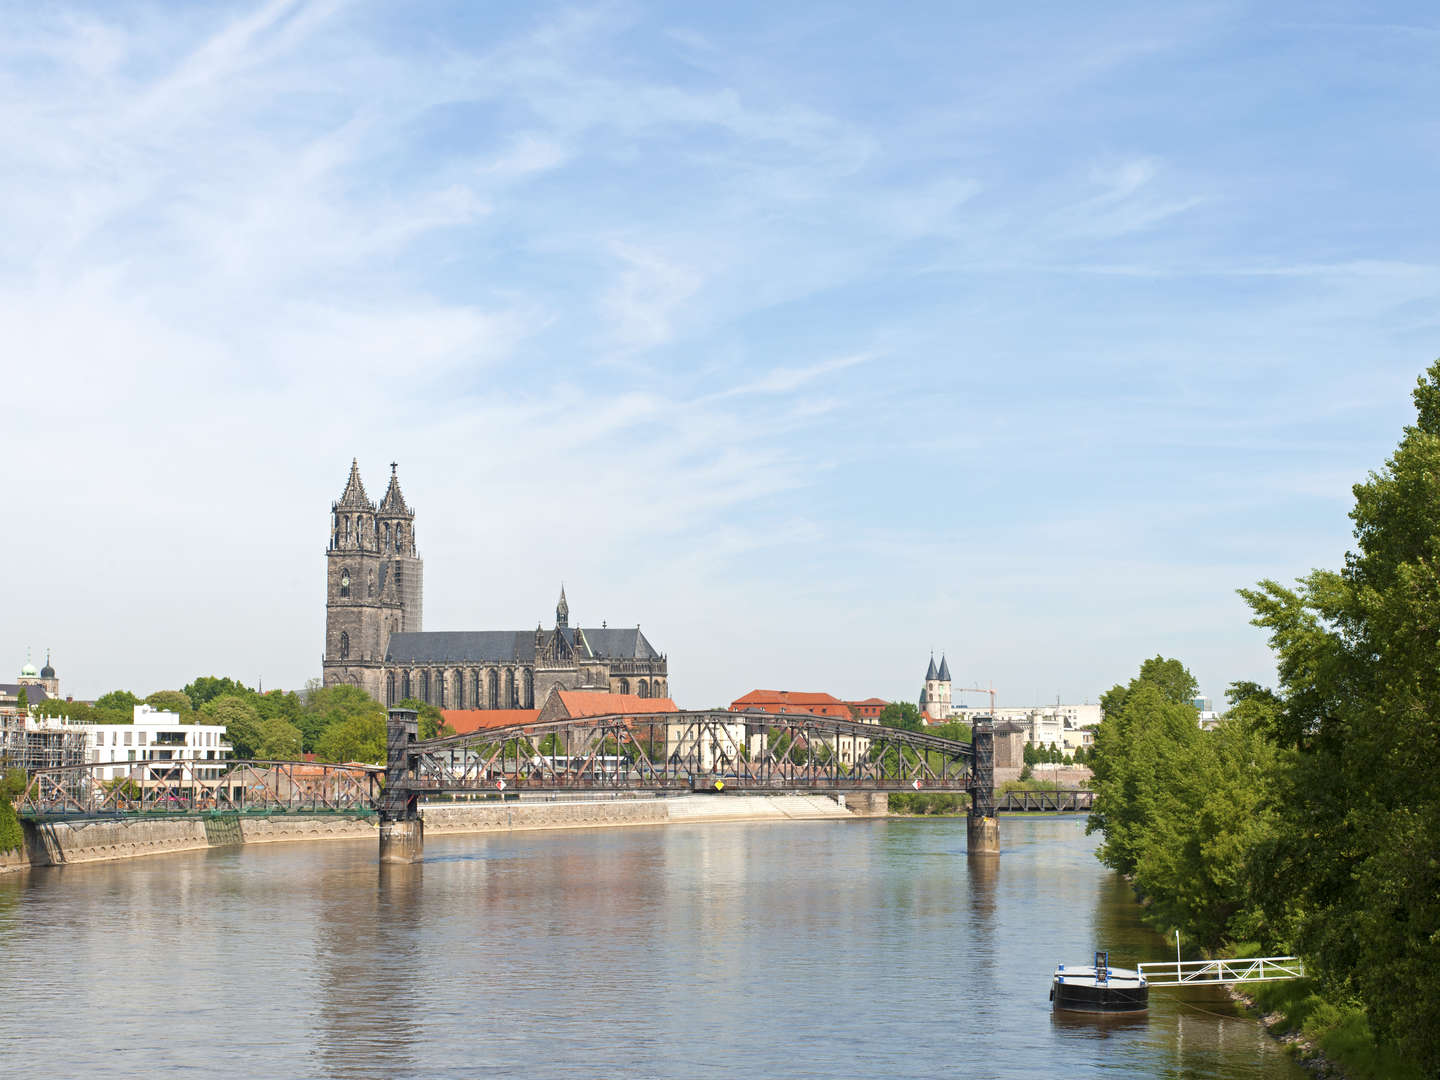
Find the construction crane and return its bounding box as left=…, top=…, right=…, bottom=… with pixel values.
left=955, top=685, right=999, bottom=717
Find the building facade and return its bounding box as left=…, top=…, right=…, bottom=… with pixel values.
left=35, top=704, right=232, bottom=782
left=322, top=461, right=669, bottom=708
left=919, top=654, right=952, bottom=721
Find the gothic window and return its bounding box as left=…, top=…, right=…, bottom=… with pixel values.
left=637, top=680, right=649, bottom=699
left=455, top=671, right=465, bottom=710
left=437, top=672, right=446, bottom=709
left=618, top=678, right=629, bottom=695
left=487, top=669, right=499, bottom=710
left=387, top=672, right=396, bottom=707
left=339, top=569, right=351, bottom=599
left=368, top=572, right=375, bottom=598
left=402, top=671, right=412, bottom=700
left=653, top=680, right=665, bottom=699
left=473, top=670, right=481, bottom=709
left=523, top=669, right=534, bottom=709
left=385, top=522, right=391, bottom=550
left=339, top=632, right=350, bottom=661
left=504, top=669, right=516, bottom=709
left=421, top=670, right=430, bottom=704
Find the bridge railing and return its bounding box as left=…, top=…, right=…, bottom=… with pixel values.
left=1137, top=957, right=1306, bottom=986
left=17, top=760, right=383, bottom=817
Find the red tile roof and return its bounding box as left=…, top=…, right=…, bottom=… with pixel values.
left=728, top=690, right=889, bottom=719
left=556, top=691, right=678, bottom=718
left=441, top=709, right=541, bottom=734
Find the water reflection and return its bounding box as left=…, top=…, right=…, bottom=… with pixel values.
left=0, top=816, right=1307, bottom=1080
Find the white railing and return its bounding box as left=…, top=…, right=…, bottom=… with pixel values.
left=1138, top=956, right=1305, bottom=986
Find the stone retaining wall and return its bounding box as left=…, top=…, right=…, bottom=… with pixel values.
left=3, top=794, right=882, bottom=873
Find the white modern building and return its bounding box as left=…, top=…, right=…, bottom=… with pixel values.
left=36, top=704, right=232, bottom=781
left=949, top=703, right=1100, bottom=753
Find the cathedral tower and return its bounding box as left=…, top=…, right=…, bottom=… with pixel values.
left=377, top=463, right=423, bottom=633
left=323, top=459, right=389, bottom=698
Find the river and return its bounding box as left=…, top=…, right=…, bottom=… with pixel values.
left=0, top=813, right=1305, bottom=1079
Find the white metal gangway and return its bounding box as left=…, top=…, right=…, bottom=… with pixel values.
left=1137, top=956, right=1305, bottom=986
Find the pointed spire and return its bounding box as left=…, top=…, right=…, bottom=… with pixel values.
left=925, top=654, right=939, bottom=681
left=556, top=583, right=569, bottom=628
left=937, top=654, right=952, bottom=682
left=334, top=458, right=374, bottom=510
left=378, top=461, right=412, bottom=516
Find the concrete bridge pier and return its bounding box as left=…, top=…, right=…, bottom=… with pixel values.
left=380, top=708, right=423, bottom=864
left=379, top=818, right=424, bottom=863
left=967, top=814, right=999, bottom=855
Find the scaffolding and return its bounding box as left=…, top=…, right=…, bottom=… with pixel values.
left=0, top=711, right=87, bottom=773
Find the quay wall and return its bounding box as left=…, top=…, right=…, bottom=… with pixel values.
left=2, top=793, right=867, bottom=873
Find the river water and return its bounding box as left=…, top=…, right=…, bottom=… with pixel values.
left=0, top=814, right=1304, bottom=1080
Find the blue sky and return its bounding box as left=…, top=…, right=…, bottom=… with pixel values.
left=5, top=1, right=1438, bottom=708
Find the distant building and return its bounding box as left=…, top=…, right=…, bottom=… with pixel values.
left=728, top=690, right=888, bottom=722
left=919, top=655, right=952, bottom=721
left=949, top=703, right=1100, bottom=753
left=35, top=704, right=232, bottom=783
left=322, top=460, right=669, bottom=707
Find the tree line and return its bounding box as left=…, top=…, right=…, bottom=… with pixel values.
left=1088, top=362, right=1440, bottom=1077
left=34, top=677, right=451, bottom=764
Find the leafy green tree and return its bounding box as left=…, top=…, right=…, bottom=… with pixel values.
left=298, top=685, right=383, bottom=753
left=927, top=721, right=971, bottom=743
left=184, top=676, right=250, bottom=711
left=15, top=689, right=27, bottom=712
left=144, top=690, right=194, bottom=721
left=0, top=768, right=26, bottom=852
left=92, top=689, right=141, bottom=725
left=1087, top=679, right=1201, bottom=878
left=33, top=698, right=93, bottom=723
left=1237, top=361, right=1440, bottom=1070
left=202, top=695, right=263, bottom=759
left=877, top=702, right=925, bottom=732
left=254, top=715, right=304, bottom=760
left=314, top=712, right=386, bottom=764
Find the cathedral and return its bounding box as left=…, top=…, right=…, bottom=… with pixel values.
left=322, top=460, right=669, bottom=708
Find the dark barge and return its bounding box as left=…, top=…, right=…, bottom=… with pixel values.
left=1050, top=951, right=1149, bottom=1014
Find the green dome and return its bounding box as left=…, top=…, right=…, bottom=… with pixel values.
left=20, top=661, right=37, bottom=677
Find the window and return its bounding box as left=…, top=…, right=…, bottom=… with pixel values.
left=124, top=731, right=132, bottom=746
left=637, top=680, right=649, bottom=699
left=421, top=670, right=430, bottom=704
left=340, top=631, right=350, bottom=661
left=437, top=672, right=446, bottom=709
left=487, top=670, right=498, bottom=710
left=402, top=672, right=411, bottom=700
left=455, top=671, right=465, bottom=710
left=368, top=572, right=375, bottom=598
left=618, top=678, right=629, bottom=695
left=504, top=669, right=516, bottom=709
left=340, top=568, right=351, bottom=599
left=387, top=672, right=396, bottom=708
left=523, top=669, right=534, bottom=709
left=138, top=731, right=148, bottom=746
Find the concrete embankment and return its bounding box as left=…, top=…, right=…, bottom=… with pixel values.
left=2, top=792, right=885, bottom=873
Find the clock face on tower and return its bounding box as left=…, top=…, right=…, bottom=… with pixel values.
left=341, top=572, right=350, bottom=588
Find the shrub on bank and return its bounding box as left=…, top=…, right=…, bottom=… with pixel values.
left=0, top=769, right=25, bottom=853
left=889, top=792, right=968, bottom=815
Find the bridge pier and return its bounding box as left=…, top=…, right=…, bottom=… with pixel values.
left=967, top=718, right=1000, bottom=856
left=379, top=708, right=423, bottom=864
left=379, top=818, right=424, bottom=864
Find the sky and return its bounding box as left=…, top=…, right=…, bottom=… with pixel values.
left=5, top=0, right=1439, bottom=709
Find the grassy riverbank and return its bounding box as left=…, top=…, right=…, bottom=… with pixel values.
left=1232, top=972, right=1422, bottom=1080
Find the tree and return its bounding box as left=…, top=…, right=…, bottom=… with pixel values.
left=144, top=691, right=194, bottom=722
left=254, top=715, right=303, bottom=760
left=314, top=712, right=385, bottom=764
left=1237, top=360, right=1440, bottom=1070
left=299, top=685, right=383, bottom=753
left=1087, top=679, right=1201, bottom=878
left=34, top=698, right=93, bottom=723
left=877, top=702, right=925, bottom=732
left=15, top=688, right=27, bottom=712
left=202, top=695, right=263, bottom=759
left=93, top=689, right=140, bottom=725
left=184, top=676, right=250, bottom=711
left=0, top=768, right=25, bottom=853
left=395, top=698, right=453, bottom=739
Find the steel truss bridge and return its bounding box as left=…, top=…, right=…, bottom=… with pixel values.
left=997, top=788, right=1094, bottom=813
left=17, top=710, right=992, bottom=819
